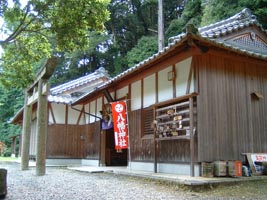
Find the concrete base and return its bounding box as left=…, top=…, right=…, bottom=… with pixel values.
left=46, top=159, right=82, bottom=166
left=45, top=159, right=100, bottom=167
left=128, top=161, right=200, bottom=176
left=82, top=159, right=200, bottom=176
left=81, top=159, right=99, bottom=167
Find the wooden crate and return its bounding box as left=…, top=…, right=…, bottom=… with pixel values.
left=214, top=161, right=227, bottom=176
left=228, top=160, right=242, bottom=177
left=201, top=162, right=214, bottom=177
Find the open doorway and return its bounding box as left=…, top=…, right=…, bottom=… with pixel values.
left=105, top=129, right=127, bottom=166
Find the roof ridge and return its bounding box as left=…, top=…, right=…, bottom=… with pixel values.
left=199, top=8, right=256, bottom=33
left=50, top=67, right=110, bottom=95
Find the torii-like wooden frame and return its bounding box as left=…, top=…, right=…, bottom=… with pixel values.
left=21, top=58, right=57, bottom=176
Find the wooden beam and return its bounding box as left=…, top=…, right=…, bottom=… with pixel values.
left=186, top=64, right=193, bottom=94
left=36, top=79, right=48, bottom=176
left=76, top=106, right=85, bottom=125
left=27, top=57, right=57, bottom=93
left=21, top=91, right=32, bottom=170
left=189, top=96, right=195, bottom=177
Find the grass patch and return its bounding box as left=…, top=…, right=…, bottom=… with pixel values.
left=0, top=156, right=19, bottom=162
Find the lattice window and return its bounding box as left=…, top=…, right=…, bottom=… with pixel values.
left=142, top=107, right=155, bottom=136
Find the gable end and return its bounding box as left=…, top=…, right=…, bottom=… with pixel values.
left=227, top=31, right=267, bottom=54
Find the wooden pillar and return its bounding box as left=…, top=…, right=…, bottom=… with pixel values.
left=189, top=96, right=195, bottom=176
left=100, top=130, right=106, bottom=166
left=158, top=0, right=164, bottom=50
left=21, top=91, right=32, bottom=170
left=11, top=136, right=16, bottom=157
left=36, top=79, right=49, bottom=176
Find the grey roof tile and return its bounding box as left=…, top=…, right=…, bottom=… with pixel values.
left=50, top=67, right=110, bottom=95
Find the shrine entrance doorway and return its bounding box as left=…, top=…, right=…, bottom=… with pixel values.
left=105, top=129, right=127, bottom=166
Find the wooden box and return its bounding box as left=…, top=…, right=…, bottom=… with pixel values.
left=214, top=161, right=227, bottom=176
left=201, top=162, right=214, bottom=177
left=228, top=160, right=242, bottom=177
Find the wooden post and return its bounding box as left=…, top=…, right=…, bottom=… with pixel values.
left=21, top=91, right=32, bottom=170
left=189, top=97, right=195, bottom=176
left=36, top=79, right=49, bottom=176
left=158, top=0, right=164, bottom=50
left=154, top=139, right=158, bottom=173
left=11, top=136, right=16, bottom=157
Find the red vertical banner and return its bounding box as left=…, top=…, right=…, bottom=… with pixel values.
left=111, top=101, right=129, bottom=150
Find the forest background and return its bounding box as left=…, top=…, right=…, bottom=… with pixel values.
left=0, top=0, right=266, bottom=155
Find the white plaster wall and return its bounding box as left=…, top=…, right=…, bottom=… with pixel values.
left=143, top=74, right=156, bottom=108
left=68, top=104, right=83, bottom=124
left=131, top=80, right=142, bottom=110
left=48, top=108, right=54, bottom=124
left=175, top=57, right=193, bottom=96
left=158, top=66, right=173, bottom=102
left=116, top=86, right=128, bottom=99
left=96, top=97, right=102, bottom=121
left=89, top=101, right=96, bottom=123
left=50, top=103, right=66, bottom=124
left=84, top=104, right=90, bottom=124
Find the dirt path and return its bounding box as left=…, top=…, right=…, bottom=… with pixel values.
left=1, top=162, right=267, bottom=200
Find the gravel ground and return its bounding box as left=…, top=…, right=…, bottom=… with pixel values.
left=1, top=162, right=266, bottom=200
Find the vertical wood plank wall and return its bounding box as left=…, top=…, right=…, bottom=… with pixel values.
left=46, top=122, right=100, bottom=159
left=128, top=109, right=195, bottom=163
left=197, top=53, right=267, bottom=162
left=128, top=110, right=155, bottom=162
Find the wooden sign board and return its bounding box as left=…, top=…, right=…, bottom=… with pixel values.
left=243, top=153, right=267, bottom=175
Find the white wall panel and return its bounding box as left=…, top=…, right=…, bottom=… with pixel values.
left=158, top=66, right=173, bottom=102
left=143, top=74, right=156, bottom=107
left=175, top=57, right=192, bottom=96
left=50, top=103, right=65, bottom=124
left=116, top=86, right=128, bottom=99
left=131, top=80, right=141, bottom=110
left=84, top=104, right=90, bottom=124
left=68, top=104, right=83, bottom=124
left=89, top=100, right=96, bottom=123
left=96, top=97, right=102, bottom=121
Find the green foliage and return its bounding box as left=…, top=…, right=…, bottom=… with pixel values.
left=50, top=31, right=110, bottom=86
left=165, top=0, right=202, bottom=41
left=0, top=0, right=111, bottom=89
left=239, top=0, right=267, bottom=29
left=201, top=0, right=267, bottom=28
left=127, top=36, right=158, bottom=67
left=201, top=0, right=241, bottom=26
left=0, top=84, right=23, bottom=151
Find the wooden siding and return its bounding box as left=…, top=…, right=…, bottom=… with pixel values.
left=85, top=122, right=101, bottom=159
left=46, top=122, right=100, bottom=159
left=197, top=53, right=267, bottom=162
left=129, top=109, right=154, bottom=161
left=129, top=108, right=196, bottom=163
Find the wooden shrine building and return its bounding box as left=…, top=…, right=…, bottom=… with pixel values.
left=12, top=8, right=267, bottom=176
left=71, top=8, right=267, bottom=176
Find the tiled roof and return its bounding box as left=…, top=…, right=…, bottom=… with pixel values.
left=199, top=8, right=259, bottom=38
left=50, top=67, right=110, bottom=95
left=47, top=94, right=73, bottom=104
left=72, top=8, right=267, bottom=105
left=49, top=67, right=110, bottom=104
